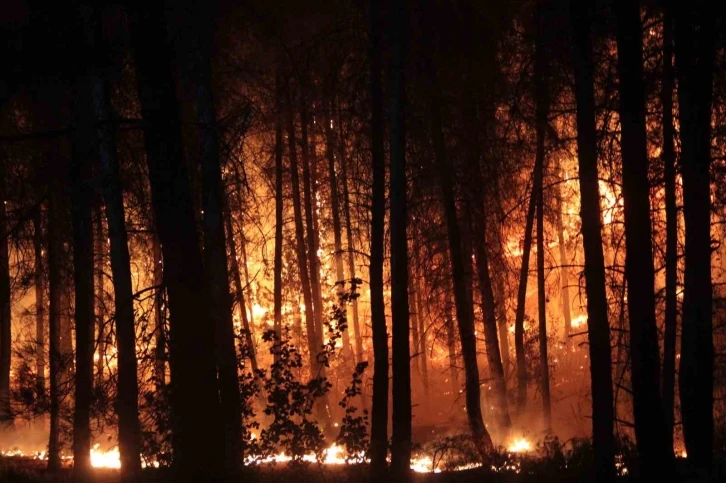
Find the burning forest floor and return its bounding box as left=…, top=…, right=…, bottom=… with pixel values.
left=2, top=439, right=726, bottom=482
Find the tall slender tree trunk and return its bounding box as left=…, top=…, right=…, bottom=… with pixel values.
left=425, top=17, right=492, bottom=455
left=299, top=86, right=325, bottom=361
left=152, top=235, right=165, bottom=389
left=514, top=172, right=536, bottom=414
left=90, top=53, right=143, bottom=477
left=445, top=296, right=459, bottom=401
left=464, top=85, right=511, bottom=432
left=660, top=7, right=678, bottom=455
left=0, top=159, right=10, bottom=427
left=369, top=0, right=389, bottom=476
left=94, top=207, right=105, bottom=387
left=414, top=280, right=429, bottom=395
left=389, top=0, right=411, bottom=475
left=675, top=2, right=716, bottom=470
left=127, top=4, right=223, bottom=476
left=614, top=0, right=673, bottom=475
left=338, top=116, right=362, bottom=364
left=569, top=2, right=615, bottom=479
left=285, top=83, right=319, bottom=380
left=47, top=172, right=63, bottom=472
left=273, top=65, right=285, bottom=350
left=533, top=4, right=552, bottom=427
left=71, top=68, right=96, bottom=478
left=183, top=5, right=244, bottom=469
left=225, top=196, right=259, bottom=374
left=554, top=168, right=572, bottom=345
left=324, top=94, right=351, bottom=359
left=34, top=209, right=46, bottom=402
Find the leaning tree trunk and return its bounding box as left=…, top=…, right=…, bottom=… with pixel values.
left=70, top=69, right=96, bottom=478
left=369, top=0, right=389, bottom=476
left=91, top=57, right=143, bottom=477
left=533, top=4, right=552, bottom=428
left=660, top=7, right=678, bottom=455
left=569, top=2, right=615, bottom=480
left=389, top=0, right=412, bottom=475
left=675, top=2, right=716, bottom=470
left=425, top=22, right=493, bottom=456
left=614, top=0, right=673, bottom=475
left=464, top=86, right=511, bottom=432
left=0, top=159, right=11, bottom=427
left=127, top=4, right=223, bottom=477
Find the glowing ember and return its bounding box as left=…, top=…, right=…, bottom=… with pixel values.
left=508, top=438, right=532, bottom=453
left=570, top=314, right=587, bottom=328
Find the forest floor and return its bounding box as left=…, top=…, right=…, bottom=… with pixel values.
left=2, top=456, right=725, bottom=483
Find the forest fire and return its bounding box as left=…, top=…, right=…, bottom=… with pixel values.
left=0, top=0, right=724, bottom=482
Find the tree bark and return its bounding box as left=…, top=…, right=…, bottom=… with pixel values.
left=613, top=0, right=673, bottom=474
left=285, top=82, right=319, bottom=380
left=675, top=2, right=716, bottom=470
left=0, top=159, right=10, bottom=427
left=184, top=5, right=244, bottom=469
left=425, top=19, right=493, bottom=456
left=569, top=3, right=616, bottom=479
left=660, top=7, right=677, bottom=456
left=127, top=4, right=223, bottom=476
left=34, top=208, right=46, bottom=402
left=389, top=0, right=412, bottom=476
left=70, top=65, right=96, bottom=478
left=90, top=54, right=143, bottom=477
left=533, top=4, right=552, bottom=427
left=47, top=166, right=63, bottom=472
left=369, top=0, right=389, bottom=476
left=514, top=170, right=536, bottom=414
left=152, top=235, right=165, bottom=389
left=554, top=167, right=572, bottom=345
left=324, top=94, right=352, bottom=359
left=273, top=65, right=285, bottom=351
left=94, top=206, right=105, bottom=388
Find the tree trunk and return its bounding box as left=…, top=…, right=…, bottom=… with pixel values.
left=369, top=0, right=389, bottom=475
left=187, top=6, right=243, bottom=469
left=414, top=280, right=429, bottom=395
left=554, top=166, right=572, bottom=345
left=273, top=65, right=285, bottom=350
left=91, top=58, right=143, bottom=477
left=299, top=85, right=325, bottom=362
left=675, top=2, right=715, bottom=470
left=285, top=82, right=319, bottom=381
left=47, top=170, right=63, bottom=472
left=338, top=114, right=363, bottom=365
left=127, top=4, right=223, bottom=476
left=514, top=170, right=536, bottom=414
left=533, top=5, right=552, bottom=427
left=225, top=195, right=259, bottom=374
left=445, top=296, right=459, bottom=401
left=34, top=208, right=46, bottom=402
left=569, top=2, right=615, bottom=479
left=389, top=0, right=411, bottom=475
left=94, top=207, right=105, bottom=388
left=152, top=235, right=165, bottom=389
left=660, top=7, right=677, bottom=456
left=324, top=94, right=351, bottom=360
left=463, top=84, right=511, bottom=432
left=614, top=0, right=673, bottom=474
left=0, top=159, right=10, bottom=427
left=71, top=69, right=96, bottom=478
left=426, top=26, right=493, bottom=456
